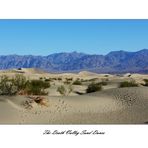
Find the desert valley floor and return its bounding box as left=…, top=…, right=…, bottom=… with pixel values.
left=0, top=68, right=148, bottom=124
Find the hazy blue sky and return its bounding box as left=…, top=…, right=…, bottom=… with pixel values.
left=0, top=19, right=148, bottom=55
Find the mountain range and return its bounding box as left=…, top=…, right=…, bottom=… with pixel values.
left=0, top=49, right=148, bottom=73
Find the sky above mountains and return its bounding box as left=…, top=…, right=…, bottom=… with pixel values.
left=0, top=19, right=148, bottom=55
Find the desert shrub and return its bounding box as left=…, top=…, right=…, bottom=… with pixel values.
left=73, top=79, right=82, bottom=85
left=104, top=75, right=109, bottom=77
left=63, top=80, right=71, bottom=85
left=86, top=83, right=102, bottom=93
left=143, top=79, right=148, bottom=86
left=97, top=81, right=107, bottom=86
left=25, top=80, right=50, bottom=95
left=119, top=81, right=138, bottom=88
left=57, top=78, right=62, bottom=81
left=57, top=85, right=73, bottom=96
left=52, top=78, right=57, bottom=80
left=44, top=78, right=51, bottom=82
left=12, top=74, right=27, bottom=91
left=0, top=75, right=17, bottom=95
left=88, top=78, right=98, bottom=82
left=57, top=85, right=65, bottom=96
left=66, top=78, right=73, bottom=81
left=0, top=75, right=50, bottom=96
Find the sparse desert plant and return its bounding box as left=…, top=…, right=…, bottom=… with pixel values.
left=66, top=78, right=73, bottom=81
left=86, top=82, right=102, bottom=93
left=57, top=85, right=73, bottom=96
left=25, top=80, right=50, bottom=95
left=0, top=75, right=17, bottom=95
left=57, top=77, right=62, bottom=81
left=57, top=85, right=65, bottom=96
left=44, top=78, right=51, bottom=82
left=73, top=79, right=82, bottom=85
left=88, top=78, right=98, bottom=82
left=12, top=74, right=27, bottom=91
left=0, top=75, right=51, bottom=96
left=64, top=80, right=71, bottom=85
left=97, top=81, right=107, bottom=86
left=104, top=75, right=109, bottom=77
left=143, top=79, right=148, bottom=86
left=52, top=78, right=57, bottom=80
left=17, top=68, right=22, bottom=70
left=24, top=96, right=48, bottom=109
left=119, top=81, right=138, bottom=88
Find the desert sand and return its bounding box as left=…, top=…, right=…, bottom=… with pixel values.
left=0, top=68, right=148, bottom=124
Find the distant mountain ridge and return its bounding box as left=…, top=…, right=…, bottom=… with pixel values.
left=0, top=49, right=148, bottom=73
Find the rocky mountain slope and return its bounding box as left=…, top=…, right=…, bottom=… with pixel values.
left=0, top=49, right=148, bottom=73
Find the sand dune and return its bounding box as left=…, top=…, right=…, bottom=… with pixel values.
left=0, top=87, right=148, bottom=124
left=0, top=69, right=148, bottom=124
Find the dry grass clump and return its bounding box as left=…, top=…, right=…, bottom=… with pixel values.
left=0, top=75, right=17, bottom=95
left=119, top=81, right=138, bottom=88
left=97, top=81, right=107, bottom=86
left=24, top=96, right=49, bottom=109
left=86, top=82, right=102, bottom=93
left=72, top=79, right=82, bottom=85
left=57, top=85, right=73, bottom=96
left=143, top=79, right=148, bottom=86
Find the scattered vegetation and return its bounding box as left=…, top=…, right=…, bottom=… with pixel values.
left=66, top=78, right=73, bottom=81
left=86, top=82, right=102, bottom=93
left=119, top=81, right=138, bottom=88
left=0, top=75, right=17, bottom=95
left=88, top=78, right=98, bottom=82
left=57, top=85, right=73, bottom=96
left=17, top=68, right=22, bottom=70
left=104, top=75, right=109, bottom=77
left=142, top=79, right=148, bottom=86
left=63, top=81, right=71, bottom=85
left=12, top=74, right=27, bottom=91
left=24, top=96, right=48, bottom=109
left=73, top=79, right=82, bottom=85
left=0, top=75, right=50, bottom=96
left=44, top=78, right=51, bottom=82
left=97, top=81, right=107, bottom=86
left=25, top=80, right=50, bottom=95
left=57, top=77, right=62, bottom=81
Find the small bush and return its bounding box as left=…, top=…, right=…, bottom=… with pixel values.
left=88, top=78, right=98, bottom=82
left=0, top=75, right=51, bottom=96
left=104, top=75, right=109, bottom=77
left=119, top=81, right=138, bottom=88
left=73, top=79, right=82, bottom=85
left=97, top=81, right=107, bottom=86
left=143, top=79, right=148, bottom=86
left=64, top=81, right=71, bottom=85
left=0, top=75, right=17, bottom=95
left=57, top=78, right=62, bottom=81
left=12, top=74, right=27, bottom=91
left=66, top=78, right=73, bottom=81
left=44, top=78, right=51, bottom=82
left=57, top=85, right=73, bottom=96
left=86, top=83, right=102, bottom=93
left=25, top=80, right=50, bottom=95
